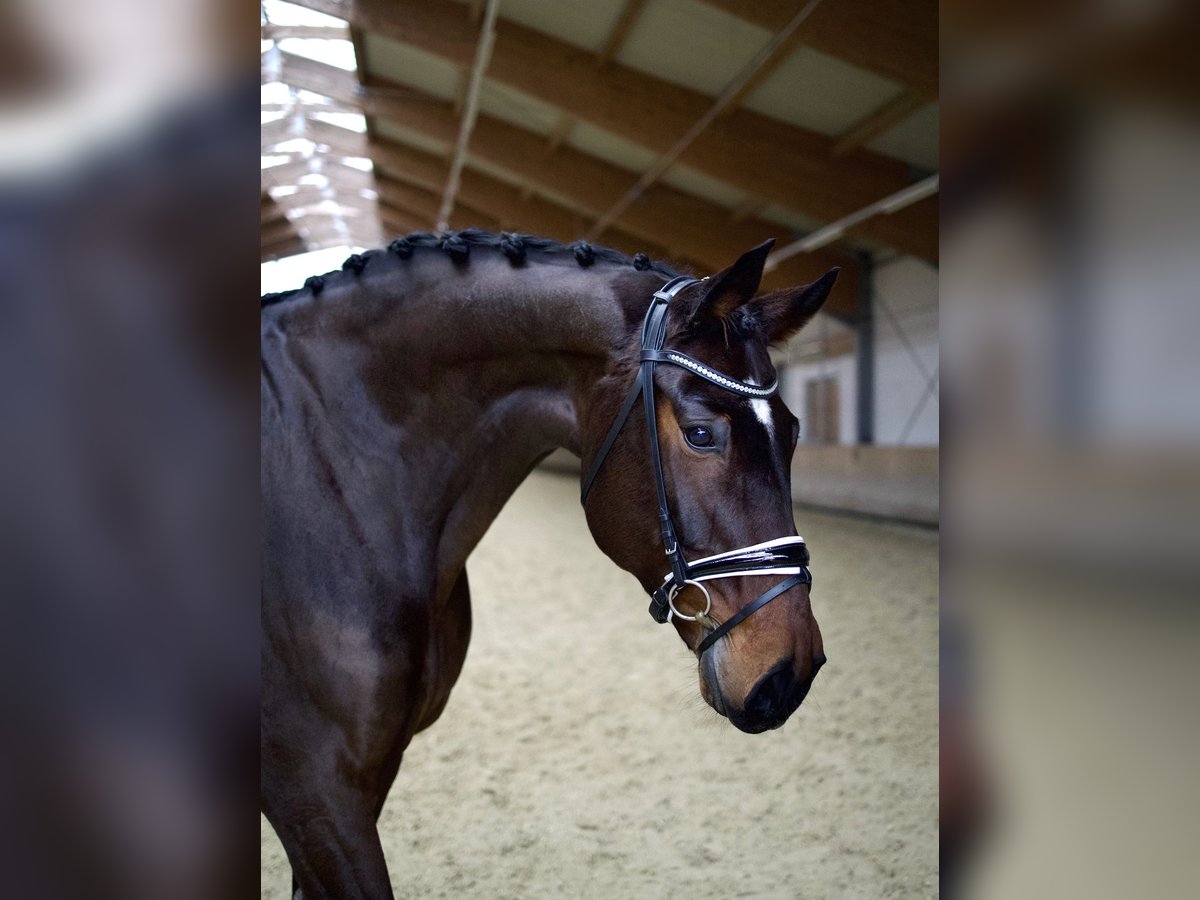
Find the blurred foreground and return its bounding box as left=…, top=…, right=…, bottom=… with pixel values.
left=0, top=1, right=258, bottom=897
left=942, top=2, right=1200, bottom=897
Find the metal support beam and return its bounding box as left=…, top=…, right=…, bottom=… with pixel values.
left=855, top=253, right=875, bottom=445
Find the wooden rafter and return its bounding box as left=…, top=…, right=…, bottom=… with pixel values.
left=284, top=0, right=348, bottom=22
left=262, top=238, right=308, bottom=262
left=262, top=115, right=368, bottom=159
left=263, top=191, right=377, bottom=220
left=261, top=96, right=362, bottom=117
left=545, top=115, right=576, bottom=153
left=698, top=0, right=937, bottom=97
left=261, top=195, right=289, bottom=227
left=729, top=197, right=766, bottom=223
left=831, top=89, right=928, bottom=157
left=375, top=176, right=501, bottom=233
left=361, top=86, right=861, bottom=314
left=369, top=138, right=692, bottom=268
left=716, top=26, right=810, bottom=119
left=267, top=51, right=359, bottom=106
left=263, top=24, right=347, bottom=41
left=262, top=157, right=374, bottom=188
left=595, top=0, right=647, bottom=69
left=352, top=0, right=935, bottom=260
left=379, top=206, right=429, bottom=237
left=262, top=218, right=301, bottom=248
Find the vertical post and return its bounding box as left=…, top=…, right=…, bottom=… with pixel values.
left=856, top=252, right=875, bottom=445
left=1050, top=104, right=1088, bottom=439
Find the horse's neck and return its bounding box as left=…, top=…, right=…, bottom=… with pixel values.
left=265, top=255, right=635, bottom=598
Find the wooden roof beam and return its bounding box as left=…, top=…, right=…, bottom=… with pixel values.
left=369, top=137, right=691, bottom=267
left=595, top=0, right=647, bottom=69
left=262, top=158, right=375, bottom=188
left=379, top=206, right=431, bottom=238
left=716, top=25, right=810, bottom=119
left=375, top=176, right=502, bottom=233
left=285, top=215, right=379, bottom=244
left=261, top=218, right=300, bottom=248
left=262, top=237, right=309, bottom=262
left=262, top=121, right=368, bottom=163
left=352, top=0, right=935, bottom=261
left=284, top=0, right=348, bottom=23
left=360, top=86, right=861, bottom=315
left=261, top=200, right=289, bottom=227
left=698, top=0, right=937, bottom=97
left=545, top=115, right=576, bottom=153
left=831, top=89, right=928, bottom=157
left=268, top=51, right=359, bottom=106
left=263, top=24, right=347, bottom=41
left=729, top=197, right=766, bottom=223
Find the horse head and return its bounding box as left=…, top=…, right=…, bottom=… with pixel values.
left=582, top=241, right=838, bottom=733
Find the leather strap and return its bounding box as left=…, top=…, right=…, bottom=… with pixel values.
left=579, top=366, right=646, bottom=504
left=695, top=573, right=807, bottom=655
left=641, top=294, right=688, bottom=585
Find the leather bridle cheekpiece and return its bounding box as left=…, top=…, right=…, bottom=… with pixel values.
left=581, top=276, right=812, bottom=656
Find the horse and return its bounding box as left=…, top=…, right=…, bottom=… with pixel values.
left=261, top=229, right=838, bottom=897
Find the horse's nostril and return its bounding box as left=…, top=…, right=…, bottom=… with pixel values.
left=744, top=660, right=795, bottom=718
left=811, top=654, right=827, bottom=676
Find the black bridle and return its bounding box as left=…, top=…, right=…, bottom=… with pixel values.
left=581, top=276, right=812, bottom=656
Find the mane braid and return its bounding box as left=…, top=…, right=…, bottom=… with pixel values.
left=260, top=228, right=680, bottom=308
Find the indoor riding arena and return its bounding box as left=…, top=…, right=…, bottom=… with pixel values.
left=261, top=1, right=938, bottom=896
left=260, top=475, right=938, bottom=898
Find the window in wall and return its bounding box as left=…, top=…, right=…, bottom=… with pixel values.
left=804, top=376, right=840, bottom=445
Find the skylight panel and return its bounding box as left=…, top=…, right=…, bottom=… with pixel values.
left=261, top=0, right=347, bottom=28
left=277, top=38, right=357, bottom=72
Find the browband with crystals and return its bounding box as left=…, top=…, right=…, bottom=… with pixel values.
left=639, top=349, right=778, bottom=397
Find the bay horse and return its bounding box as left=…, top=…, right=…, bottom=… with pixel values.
left=261, top=229, right=838, bottom=897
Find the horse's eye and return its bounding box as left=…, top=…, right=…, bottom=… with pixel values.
left=684, top=425, right=715, bottom=448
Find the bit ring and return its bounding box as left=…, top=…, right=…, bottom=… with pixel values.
left=667, top=579, right=712, bottom=622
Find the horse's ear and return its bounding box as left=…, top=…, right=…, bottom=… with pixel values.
left=747, top=267, right=840, bottom=345
left=687, top=240, right=775, bottom=326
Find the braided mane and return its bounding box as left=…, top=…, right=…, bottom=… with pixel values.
left=261, top=228, right=679, bottom=308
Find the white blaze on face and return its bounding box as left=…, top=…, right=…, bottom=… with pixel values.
left=746, top=380, right=775, bottom=439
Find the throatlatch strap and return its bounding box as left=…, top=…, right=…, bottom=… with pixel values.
left=695, top=573, right=807, bottom=655
left=579, top=276, right=701, bottom=507
left=579, top=367, right=646, bottom=505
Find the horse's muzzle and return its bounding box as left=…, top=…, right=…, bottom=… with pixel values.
left=727, top=655, right=826, bottom=734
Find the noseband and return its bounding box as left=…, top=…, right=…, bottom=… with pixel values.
left=581, top=276, right=812, bottom=656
